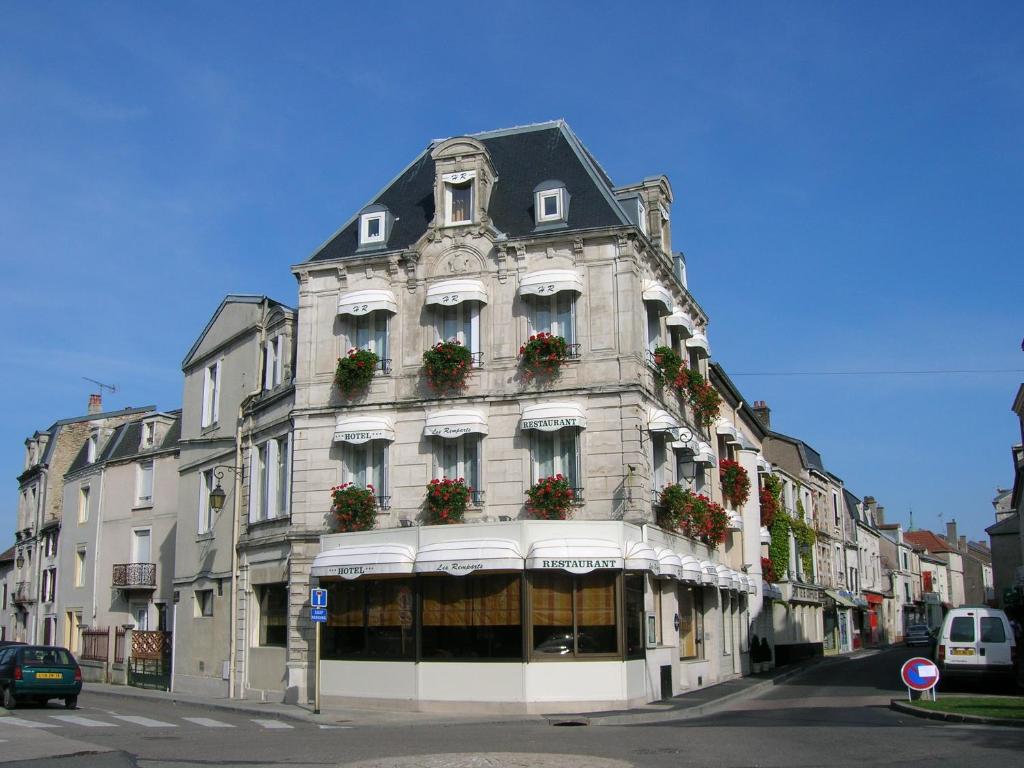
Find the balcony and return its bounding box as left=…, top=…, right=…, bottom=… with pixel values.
left=112, top=563, right=157, bottom=590
left=470, top=490, right=486, bottom=507
left=376, top=496, right=392, bottom=511
left=12, top=581, right=35, bottom=604
left=565, top=344, right=582, bottom=360
left=376, top=358, right=392, bottom=375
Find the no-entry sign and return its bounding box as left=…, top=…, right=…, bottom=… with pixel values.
left=901, top=657, right=940, bottom=692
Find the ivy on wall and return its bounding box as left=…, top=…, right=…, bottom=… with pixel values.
left=764, top=475, right=816, bottom=582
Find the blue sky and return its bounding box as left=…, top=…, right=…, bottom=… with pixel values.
left=2, top=1, right=1021, bottom=543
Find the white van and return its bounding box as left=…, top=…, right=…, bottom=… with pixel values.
left=936, top=607, right=1018, bottom=686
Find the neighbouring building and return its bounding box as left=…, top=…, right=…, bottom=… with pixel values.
left=905, top=527, right=965, bottom=610
left=918, top=552, right=950, bottom=628
left=878, top=520, right=924, bottom=641
left=988, top=383, right=1024, bottom=616
left=287, top=121, right=764, bottom=712
left=0, top=545, right=14, bottom=641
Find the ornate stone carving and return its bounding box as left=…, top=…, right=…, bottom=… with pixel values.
left=572, top=237, right=584, bottom=263
left=336, top=266, right=347, bottom=289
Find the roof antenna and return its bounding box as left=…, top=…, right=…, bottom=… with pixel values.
left=83, top=377, right=119, bottom=396
left=908, top=506, right=913, bottom=531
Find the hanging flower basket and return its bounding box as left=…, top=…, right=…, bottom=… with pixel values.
left=761, top=556, right=780, bottom=584
left=422, top=340, right=473, bottom=393
left=331, top=483, right=378, bottom=532
left=424, top=477, right=471, bottom=525
left=519, top=332, right=569, bottom=380
left=657, top=483, right=729, bottom=546
left=760, top=474, right=782, bottom=528
left=334, top=348, right=380, bottom=398
left=525, top=474, right=575, bottom=520
left=673, top=367, right=721, bottom=427
left=651, top=345, right=683, bottom=387
left=719, top=459, right=751, bottom=508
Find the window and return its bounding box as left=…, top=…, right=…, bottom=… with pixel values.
left=198, top=469, right=214, bottom=534
left=533, top=182, right=569, bottom=227
left=86, top=435, right=97, bottom=463
left=637, top=198, right=648, bottom=235
left=256, top=584, right=288, bottom=647
left=360, top=212, right=386, bottom=245
left=421, top=574, right=521, bottom=659
left=904, top=583, right=911, bottom=602
left=980, top=616, right=1006, bottom=643
left=445, top=178, right=474, bottom=225
left=263, top=335, right=283, bottom=390
left=539, top=191, right=561, bottom=220
left=644, top=303, right=662, bottom=354
left=902, top=551, right=909, bottom=570
left=250, top=435, right=290, bottom=523
left=349, top=311, right=389, bottom=363
left=133, top=604, right=150, bottom=631
left=74, top=548, right=86, bottom=587
left=132, top=529, right=151, bottom=564
left=532, top=428, right=579, bottom=490
left=322, top=578, right=415, bottom=660
left=136, top=461, right=154, bottom=505
left=949, top=616, right=974, bottom=643
left=195, top=589, right=214, bottom=618
left=435, top=435, right=480, bottom=499
left=833, top=493, right=840, bottom=527
left=41, top=567, right=56, bottom=603
left=530, top=291, right=575, bottom=345
left=651, top=433, right=670, bottom=491
left=531, top=571, right=619, bottom=658
left=342, top=440, right=388, bottom=504
left=435, top=300, right=481, bottom=360
left=142, top=422, right=155, bottom=449
left=202, top=361, right=221, bottom=428
left=45, top=531, right=58, bottom=558
left=678, top=584, right=704, bottom=660
left=721, top=591, right=734, bottom=655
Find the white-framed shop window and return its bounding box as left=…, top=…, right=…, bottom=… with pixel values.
left=436, top=301, right=481, bottom=360
left=529, top=291, right=575, bottom=344
left=532, top=428, right=579, bottom=489
left=136, top=461, right=154, bottom=505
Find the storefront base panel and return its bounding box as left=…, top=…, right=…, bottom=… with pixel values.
left=774, top=642, right=823, bottom=667
left=677, top=659, right=713, bottom=692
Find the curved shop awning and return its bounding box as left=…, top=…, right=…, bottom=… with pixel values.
left=648, top=408, right=688, bottom=439
left=333, top=415, right=396, bottom=444
left=693, top=441, right=717, bottom=466
left=414, top=539, right=523, bottom=575
left=715, top=419, right=740, bottom=443
left=312, top=543, right=415, bottom=579
left=426, top=278, right=488, bottom=306
left=665, top=310, right=694, bottom=338
left=700, top=560, right=719, bottom=586
left=424, top=409, right=488, bottom=438
left=679, top=555, right=703, bottom=583
left=518, top=269, right=584, bottom=297
left=685, top=333, right=710, bottom=358
left=337, top=289, right=398, bottom=316
left=716, top=565, right=741, bottom=592
left=624, top=540, right=660, bottom=574
left=521, top=402, right=586, bottom=432
left=526, top=539, right=624, bottom=574
left=656, top=548, right=684, bottom=580
left=727, top=511, right=744, bottom=531
left=641, top=280, right=674, bottom=314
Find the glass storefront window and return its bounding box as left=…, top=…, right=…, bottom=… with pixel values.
left=624, top=573, right=644, bottom=659
left=421, top=573, right=522, bottom=659
left=531, top=571, right=619, bottom=658
left=322, top=578, right=415, bottom=660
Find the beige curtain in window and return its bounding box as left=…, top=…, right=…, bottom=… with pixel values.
left=530, top=572, right=573, bottom=628
left=473, top=575, right=520, bottom=626
left=327, top=582, right=363, bottom=627
left=678, top=585, right=696, bottom=658
left=576, top=572, right=616, bottom=627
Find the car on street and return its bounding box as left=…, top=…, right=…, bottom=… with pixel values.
left=935, top=606, right=1018, bottom=689
left=0, top=645, right=82, bottom=709
left=905, top=624, right=932, bottom=647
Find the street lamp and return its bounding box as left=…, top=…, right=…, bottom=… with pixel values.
left=15, top=550, right=24, bottom=569
left=207, top=466, right=239, bottom=513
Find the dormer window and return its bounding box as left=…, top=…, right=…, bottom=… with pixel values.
left=444, top=171, right=475, bottom=225
left=357, top=204, right=394, bottom=251
left=86, top=434, right=98, bottom=463
left=637, top=198, right=648, bottom=236
left=534, top=180, right=570, bottom=229
left=142, top=422, right=155, bottom=449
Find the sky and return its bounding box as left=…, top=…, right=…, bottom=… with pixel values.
left=1, top=1, right=1022, bottom=544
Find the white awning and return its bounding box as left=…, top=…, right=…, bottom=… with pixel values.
left=520, top=402, right=586, bottom=432
left=665, top=310, right=694, bottom=338
left=685, top=332, right=710, bottom=358
left=648, top=408, right=681, bottom=435
left=311, top=543, right=415, bottom=579
left=716, top=565, right=739, bottom=592
left=727, top=511, right=744, bottom=531
left=624, top=541, right=660, bottom=574
left=337, top=289, right=398, bottom=316
left=526, top=539, right=624, bottom=574
left=757, top=457, right=773, bottom=473
left=518, top=269, right=584, bottom=298
left=425, top=279, right=488, bottom=306
left=700, top=560, right=719, bottom=586
left=641, top=280, right=674, bottom=314
left=333, top=415, right=395, bottom=444
left=715, top=419, right=740, bottom=442
left=746, top=576, right=757, bottom=595
left=656, top=548, right=683, bottom=580
left=760, top=526, right=772, bottom=545
left=693, top=441, right=717, bottom=466
left=424, top=409, right=488, bottom=438
left=679, top=555, right=703, bottom=583
left=414, top=539, right=523, bottom=575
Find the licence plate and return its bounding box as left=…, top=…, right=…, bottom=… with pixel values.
left=952, top=648, right=974, bottom=656
left=35, top=672, right=62, bottom=679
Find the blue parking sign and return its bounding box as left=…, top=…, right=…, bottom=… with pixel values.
left=311, top=588, right=327, bottom=608
left=311, top=607, right=328, bottom=623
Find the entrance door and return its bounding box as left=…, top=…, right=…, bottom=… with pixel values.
left=132, top=604, right=150, bottom=631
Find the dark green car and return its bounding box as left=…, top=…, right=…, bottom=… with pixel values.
left=0, top=645, right=82, bottom=709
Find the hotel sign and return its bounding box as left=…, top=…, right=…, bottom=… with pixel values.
left=521, top=417, right=580, bottom=432
left=334, top=429, right=388, bottom=444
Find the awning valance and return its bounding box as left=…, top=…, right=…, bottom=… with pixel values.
left=715, top=564, right=736, bottom=591
left=700, top=561, right=719, bottom=586
left=424, top=409, right=488, bottom=438
left=518, top=269, right=584, bottom=297
left=337, top=289, right=398, bottom=316
left=656, top=548, right=683, bottom=580
left=312, top=543, right=415, bottom=579
left=715, top=419, right=740, bottom=442
left=641, top=280, right=674, bottom=314
left=693, top=441, right=717, bottom=466
left=665, top=310, right=694, bottom=337
left=685, top=333, right=710, bottom=358
left=414, top=539, right=523, bottom=575
left=679, top=555, right=703, bottom=583
left=425, top=279, right=488, bottom=306
left=648, top=408, right=681, bottom=435
left=526, top=539, right=624, bottom=574
left=757, top=457, right=773, bottom=473
left=333, top=415, right=395, bottom=444
left=825, top=589, right=857, bottom=609
left=520, top=402, right=586, bottom=432
left=624, top=541, right=660, bottom=574
left=727, top=512, right=744, bottom=531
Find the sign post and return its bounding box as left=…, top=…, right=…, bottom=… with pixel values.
left=900, top=656, right=940, bottom=702
left=310, top=589, right=328, bottom=715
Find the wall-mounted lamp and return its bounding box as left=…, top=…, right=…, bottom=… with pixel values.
left=208, top=465, right=240, bottom=512
left=15, top=550, right=24, bottom=569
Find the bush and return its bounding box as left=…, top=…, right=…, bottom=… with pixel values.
left=519, top=332, right=569, bottom=380
left=334, top=348, right=379, bottom=398
left=424, top=477, right=471, bottom=525
left=331, top=483, right=377, bottom=532
left=525, top=474, right=575, bottom=520
left=423, top=340, right=473, bottom=393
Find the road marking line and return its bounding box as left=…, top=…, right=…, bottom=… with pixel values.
left=319, top=724, right=353, bottom=729
left=0, top=717, right=60, bottom=729
left=251, top=719, right=293, bottom=729
left=110, top=714, right=177, bottom=728
left=183, top=717, right=235, bottom=728
left=50, top=715, right=118, bottom=728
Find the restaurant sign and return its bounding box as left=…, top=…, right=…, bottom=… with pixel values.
left=521, top=417, right=580, bottom=432
left=529, top=557, right=624, bottom=574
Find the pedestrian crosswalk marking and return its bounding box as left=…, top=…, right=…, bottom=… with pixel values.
left=183, top=717, right=234, bottom=728
left=50, top=714, right=117, bottom=727
left=0, top=717, right=59, bottom=729
left=251, top=718, right=293, bottom=729
left=110, top=714, right=177, bottom=728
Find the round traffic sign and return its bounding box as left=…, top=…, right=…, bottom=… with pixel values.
left=901, top=656, right=940, bottom=691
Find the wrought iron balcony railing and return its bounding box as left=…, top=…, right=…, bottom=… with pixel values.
left=376, top=358, right=392, bottom=374
left=470, top=351, right=484, bottom=368
left=376, top=495, right=392, bottom=511
left=470, top=490, right=486, bottom=506
left=112, top=562, right=157, bottom=589
left=565, top=344, right=582, bottom=360
left=13, top=581, right=35, bottom=604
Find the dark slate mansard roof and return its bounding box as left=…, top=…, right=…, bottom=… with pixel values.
left=306, top=121, right=630, bottom=264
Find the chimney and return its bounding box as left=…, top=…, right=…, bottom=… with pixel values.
left=946, top=520, right=957, bottom=545
left=876, top=506, right=885, bottom=526
left=958, top=535, right=967, bottom=553
left=87, top=394, right=102, bottom=415
left=752, top=400, right=771, bottom=430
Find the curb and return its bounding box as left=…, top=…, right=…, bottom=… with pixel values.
left=889, top=699, right=1024, bottom=728
left=83, top=686, right=320, bottom=725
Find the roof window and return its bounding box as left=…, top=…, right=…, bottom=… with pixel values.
left=533, top=180, right=570, bottom=229
left=443, top=171, right=475, bottom=226
left=357, top=204, right=394, bottom=251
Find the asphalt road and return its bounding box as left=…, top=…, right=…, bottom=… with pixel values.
left=1, top=647, right=1021, bottom=768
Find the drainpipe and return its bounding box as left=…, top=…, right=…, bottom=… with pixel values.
left=228, top=300, right=268, bottom=699
left=91, top=469, right=106, bottom=628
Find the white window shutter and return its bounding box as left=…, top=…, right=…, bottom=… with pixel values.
left=274, top=336, right=283, bottom=385
left=212, top=361, right=221, bottom=423
left=247, top=448, right=256, bottom=523
left=201, top=367, right=211, bottom=427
